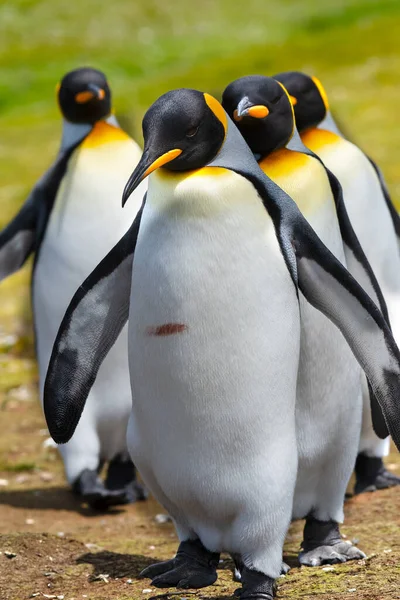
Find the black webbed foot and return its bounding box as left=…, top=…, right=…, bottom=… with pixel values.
left=140, top=539, right=219, bottom=589
left=235, top=566, right=276, bottom=599
left=73, top=468, right=128, bottom=510
left=355, top=453, right=400, bottom=494
left=299, top=517, right=365, bottom=566
left=106, top=454, right=147, bottom=503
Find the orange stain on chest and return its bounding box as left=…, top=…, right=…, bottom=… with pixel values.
left=81, top=120, right=132, bottom=149
left=146, top=323, right=188, bottom=336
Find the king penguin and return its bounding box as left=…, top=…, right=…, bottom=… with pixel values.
left=221, top=74, right=393, bottom=565
left=274, top=70, right=400, bottom=494
left=0, top=67, right=147, bottom=509
left=43, top=89, right=400, bottom=598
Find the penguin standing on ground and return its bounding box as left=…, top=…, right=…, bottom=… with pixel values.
left=0, top=67, right=147, bottom=509
left=43, top=90, right=400, bottom=598
left=274, top=70, right=400, bottom=494
left=222, top=74, right=392, bottom=565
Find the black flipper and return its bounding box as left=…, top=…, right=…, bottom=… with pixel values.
left=323, top=165, right=391, bottom=439
left=0, top=145, right=79, bottom=280
left=291, top=216, right=400, bottom=446
left=43, top=199, right=145, bottom=445
left=367, top=156, right=400, bottom=247
left=287, top=135, right=391, bottom=438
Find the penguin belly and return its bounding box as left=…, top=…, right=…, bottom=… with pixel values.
left=127, top=168, right=300, bottom=574
left=260, top=150, right=362, bottom=522
left=33, top=125, right=145, bottom=483
left=303, top=128, right=400, bottom=458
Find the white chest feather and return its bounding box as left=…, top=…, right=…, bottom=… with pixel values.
left=126, top=167, right=300, bottom=526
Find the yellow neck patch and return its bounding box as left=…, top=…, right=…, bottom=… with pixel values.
left=301, top=127, right=341, bottom=152
left=204, top=93, right=227, bottom=139
left=311, top=76, right=330, bottom=111
left=276, top=81, right=295, bottom=140
left=80, top=120, right=131, bottom=149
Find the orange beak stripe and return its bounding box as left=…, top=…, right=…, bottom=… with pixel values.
left=142, top=149, right=182, bottom=179
left=247, top=105, right=269, bottom=119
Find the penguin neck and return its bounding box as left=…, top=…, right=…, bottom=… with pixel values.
left=318, top=111, right=342, bottom=136
left=285, top=127, right=311, bottom=153
left=60, top=114, right=121, bottom=152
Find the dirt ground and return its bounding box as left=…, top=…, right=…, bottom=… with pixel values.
left=0, top=376, right=400, bottom=600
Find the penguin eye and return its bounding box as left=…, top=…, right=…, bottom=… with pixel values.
left=186, top=125, right=199, bottom=138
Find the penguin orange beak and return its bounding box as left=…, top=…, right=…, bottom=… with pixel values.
left=75, top=84, right=106, bottom=104
left=122, top=148, right=182, bottom=206
left=234, top=97, right=269, bottom=121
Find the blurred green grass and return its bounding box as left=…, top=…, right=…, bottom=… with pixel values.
left=0, top=0, right=400, bottom=381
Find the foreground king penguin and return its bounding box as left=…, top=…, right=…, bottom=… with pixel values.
left=0, top=67, right=147, bottom=508
left=44, top=89, right=400, bottom=598
left=222, top=74, right=391, bottom=564
left=274, top=70, right=400, bottom=494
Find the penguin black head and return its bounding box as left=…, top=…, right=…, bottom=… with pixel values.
left=222, top=75, right=294, bottom=157
left=273, top=71, right=329, bottom=133
left=122, top=88, right=227, bottom=205
left=57, top=67, right=111, bottom=124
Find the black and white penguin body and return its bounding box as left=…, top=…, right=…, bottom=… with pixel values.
left=0, top=68, right=147, bottom=508
left=222, top=75, right=367, bottom=565
left=43, top=90, right=400, bottom=599
left=275, top=70, right=400, bottom=493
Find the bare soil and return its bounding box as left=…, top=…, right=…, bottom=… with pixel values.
left=1, top=376, right=400, bottom=600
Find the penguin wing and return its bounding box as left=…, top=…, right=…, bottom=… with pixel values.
left=291, top=215, right=400, bottom=447
left=43, top=200, right=145, bottom=445
left=0, top=147, right=77, bottom=280
left=367, top=156, right=400, bottom=248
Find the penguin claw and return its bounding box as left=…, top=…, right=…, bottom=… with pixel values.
left=140, top=539, right=219, bottom=590
left=299, top=541, right=366, bottom=566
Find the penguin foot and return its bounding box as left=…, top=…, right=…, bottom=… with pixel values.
left=299, top=517, right=365, bottom=567
left=73, top=468, right=128, bottom=510
left=140, top=539, right=219, bottom=589
left=235, top=567, right=275, bottom=599
left=105, top=454, right=148, bottom=502
left=233, top=561, right=289, bottom=582
left=354, top=454, right=400, bottom=494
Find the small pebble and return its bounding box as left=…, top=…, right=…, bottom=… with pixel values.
left=4, top=551, right=17, bottom=559
left=126, top=579, right=133, bottom=584
left=57, top=532, right=65, bottom=538
left=322, top=566, right=335, bottom=572
left=384, top=548, right=392, bottom=553
left=348, top=589, right=357, bottom=593
left=31, top=594, right=40, bottom=598
left=40, top=472, right=54, bottom=482
left=43, top=437, right=58, bottom=449
left=148, top=545, right=156, bottom=550
left=0, top=479, right=9, bottom=487
left=154, top=513, right=172, bottom=524
left=26, top=518, right=35, bottom=525
left=94, top=573, right=109, bottom=583
left=15, top=474, right=30, bottom=484
left=142, top=590, right=152, bottom=594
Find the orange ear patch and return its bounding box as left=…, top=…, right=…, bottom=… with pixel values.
left=289, top=95, right=298, bottom=106
left=204, top=93, right=227, bottom=137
